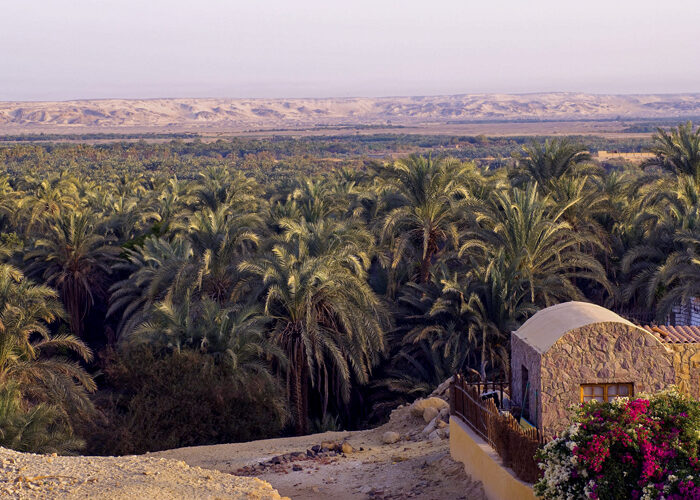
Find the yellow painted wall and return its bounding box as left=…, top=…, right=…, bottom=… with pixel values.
left=450, top=417, right=537, bottom=500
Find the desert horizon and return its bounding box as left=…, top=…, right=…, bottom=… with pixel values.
left=1, top=92, right=699, bottom=137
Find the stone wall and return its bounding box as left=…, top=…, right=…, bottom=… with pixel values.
left=669, top=343, right=700, bottom=398
left=540, top=322, right=675, bottom=437
left=510, top=333, right=542, bottom=427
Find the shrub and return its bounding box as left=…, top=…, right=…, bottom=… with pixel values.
left=85, top=347, right=286, bottom=455
left=535, top=388, right=700, bottom=500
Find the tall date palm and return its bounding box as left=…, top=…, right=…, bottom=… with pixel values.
left=24, top=213, right=119, bottom=337
left=240, top=219, right=389, bottom=434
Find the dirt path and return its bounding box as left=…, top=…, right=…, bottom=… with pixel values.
left=1, top=382, right=484, bottom=499
left=154, top=399, right=485, bottom=500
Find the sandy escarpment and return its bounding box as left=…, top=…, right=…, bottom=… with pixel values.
left=1, top=93, right=699, bottom=132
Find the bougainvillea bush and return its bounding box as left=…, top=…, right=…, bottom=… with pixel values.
left=534, top=388, right=700, bottom=500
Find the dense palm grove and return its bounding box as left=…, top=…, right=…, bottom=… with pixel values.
left=0, top=123, right=698, bottom=455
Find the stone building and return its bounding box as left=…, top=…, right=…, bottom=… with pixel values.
left=510, top=301, right=700, bottom=437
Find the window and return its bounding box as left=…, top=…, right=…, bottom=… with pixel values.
left=521, top=365, right=530, bottom=418
left=580, top=383, right=633, bottom=403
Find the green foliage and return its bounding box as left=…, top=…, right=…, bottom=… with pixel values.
left=645, top=121, right=700, bottom=184
left=0, top=127, right=698, bottom=452
left=0, top=264, right=95, bottom=453
left=87, top=347, right=286, bottom=455
left=0, top=382, right=84, bottom=454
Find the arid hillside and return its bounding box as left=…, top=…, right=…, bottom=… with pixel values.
left=1, top=93, right=699, bottom=133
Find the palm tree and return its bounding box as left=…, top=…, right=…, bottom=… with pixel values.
left=150, top=176, right=193, bottom=233
left=240, top=220, right=389, bottom=434
left=457, top=252, right=536, bottom=380
left=652, top=232, right=700, bottom=320
left=396, top=254, right=534, bottom=383
left=291, top=178, right=343, bottom=223
left=171, top=205, right=264, bottom=303
left=644, top=121, right=700, bottom=184
left=24, top=213, right=119, bottom=337
left=276, top=217, right=374, bottom=272
left=390, top=270, right=474, bottom=384
left=18, top=174, right=78, bottom=232
left=0, top=264, right=96, bottom=451
left=128, top=293, right=285, bottom=391
left=380, top=155, right=477, bottom=285
left=0, top=382, right=84, bottom=454
left=0, top=175, right=18, bottom=224
left=192, top=167, right=264, bottom=213
left=511, top=138, right=597, bottom=190
left=622, top=175, right=700, bottom=313
left=108, top=237, right=195, bottom=340
left=102, top=194, right=159, bottom=243
left=460, top=183, right=612, bottom=307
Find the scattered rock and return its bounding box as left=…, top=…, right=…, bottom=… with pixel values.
left=422, top=418, right=438, bottom=436
left=341, top=442, right=354, bottom=454
left=321, top=441, right=338, bottom=452
left=423, top=406, right=439, bottom=423
left=0, top=446, right=287, bottom=499
left=382, top=431, right=400, bottom=444
left=410, top=397, right=449, bottom=417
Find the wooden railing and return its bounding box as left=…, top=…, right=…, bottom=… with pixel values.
left=450, top=373, right=543, bottom=483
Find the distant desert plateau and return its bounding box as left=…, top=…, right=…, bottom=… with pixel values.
left=1, top=93, right=699, bottom=136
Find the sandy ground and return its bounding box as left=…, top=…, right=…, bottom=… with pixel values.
left=0, top=447, right=286, bottom=500
left=154, top=389, right=485, bottom=500
left=156, top=428, right=482, bottom=500
left=1, top=382, right=484, bottom=499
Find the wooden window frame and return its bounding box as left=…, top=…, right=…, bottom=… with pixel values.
left=580, top=383, right=634, bottom=403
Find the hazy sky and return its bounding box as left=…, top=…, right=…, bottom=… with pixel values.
left=2, top=0, right=699, bottom=101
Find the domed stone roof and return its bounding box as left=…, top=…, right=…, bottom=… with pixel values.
left=513, top=301, right=653, bottom=354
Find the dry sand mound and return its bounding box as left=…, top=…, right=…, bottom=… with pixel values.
left=0, top=447, right=287, bottom=500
